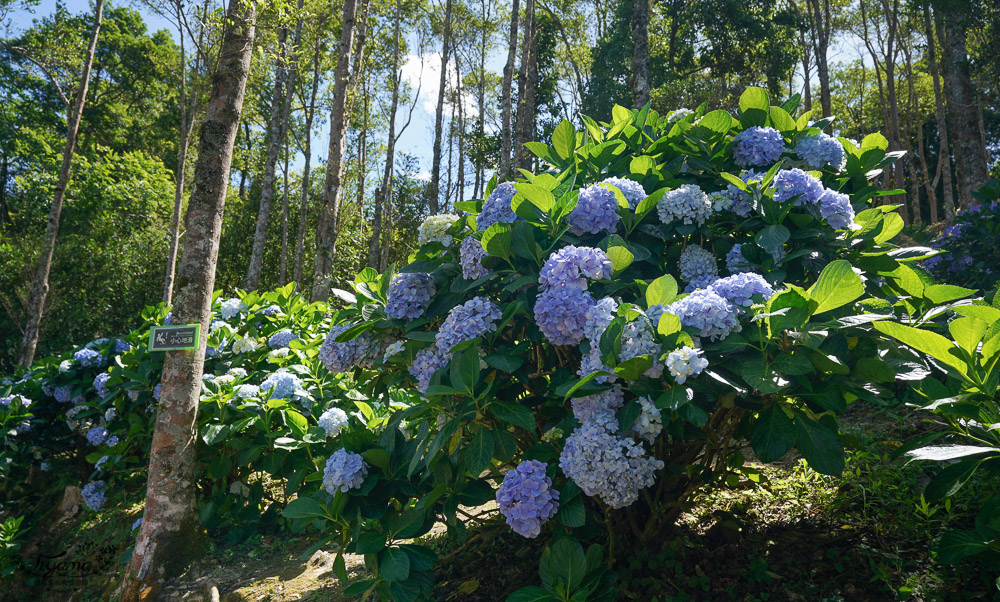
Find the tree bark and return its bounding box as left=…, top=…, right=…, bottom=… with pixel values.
left=925, top=4, right=955, bottom=220
left=293, top=22, right=324, bottom=288
left=939, top=6, right=988, bottom=209
left=514, top=0, right=536, bottom=172
left=806, top=0, right=832, bottom=118
left=500, top=0, right=520, bottom=181
left=630, top=0, right=649, bottom=108
left=474, top=0, right=489, bottom=200
left=426, top=0, right=455, bottom=215
left=311, top=0, right=361, bottom=301
left=17, top=0, right=104, bottom=367
left=455, top=52, right=465, bottom=207
left=117, top=2, right=256, bottom=598
left=244, top=23, right=294, bottom=291
left=370, top=0, right=402, bottom=269
left=279, top=144, right=290, bottom=285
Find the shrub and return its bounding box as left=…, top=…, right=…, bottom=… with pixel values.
left=922, top=179, right=1000, bottom=294
left=279, top=87, right=934, bottom=600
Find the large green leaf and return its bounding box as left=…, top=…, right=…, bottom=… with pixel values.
left=739, top=86, right=769, bottom=112
left=750, top=404, right=795, bottom=463
left=282, top=496, right=325, bottom=519
left=872, top=321, right=967, bottom=376
left=464, top=428, right=495, bottom=475
left=807, top=260, right=865, bottom=314
left=379, top=547, right=411, bottom=582
left=794, top=416, right=845, bottom=475
left=645, top=275, right=678, bottom=307
left=507, top=587, right=558, bottom=602
left=698, top=109, right=733, bottom=133
left=607, top=245, right=634, bottom=273
left=488, top=401, right=536, bottom=432
left=552, top=120, right=576, bottom=159
left=935, top=530, right=992, bottom=564
left=540, top=537, right=587, bottom=593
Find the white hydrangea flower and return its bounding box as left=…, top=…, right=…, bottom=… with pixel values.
left=657, top=184, right=713, bottom=226
left=630, top=396, right=663, bottom=444
left=383, top=340, right=405, bottom=362
left=665, top=346, right=709, bottom=384
left=233, top=337, right=257, bottom=354
left=417, top=214, right=462, bottom=247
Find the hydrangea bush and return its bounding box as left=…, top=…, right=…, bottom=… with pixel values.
left=278, top=88, right=940, bottom=600
left=922, top=179, right=1000, bottom=295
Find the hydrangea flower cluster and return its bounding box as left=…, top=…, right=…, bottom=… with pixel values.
left=668, top=108, right=693, bottom=123
left=726, top=244, right=754, bottom=274
left=567, top=185, right=620, bottom=235
left=733, top=126, right=785, bottom=167
left=583, top=297, right=618, bottom=342
left=602, top=177, right=646, bottom=209
left=318, top=407, right=349, bottom=438
left=233, top=337, right=257, bottom=354
left=386, top=273, right=436, bottom=320
left=260, top=370, right=302, bottom=399
left=435, top=297, right=502, bottom=351
left=619, top=320, right=663, bottom=378
left=234, top=384, right=260, bottom=399
left=259, top=304, right=282, bottom=317
left=665, top=346, right=709, bottom=383
left=318, top=324, right=376, bottom=374
left=220, top=298, right=247, bottom=320
left=538, top=246, right=614, bottom=290
left=267, top=330, right=299, bottom=349
left=534, top=247, right=614, bottom=346
left=131, top=518, right=143, bottom=533
left=559, top=421, right=663, bottom=509
left=54, top=385, right=72, bottom=403
left=630, top=396, right=662, bottom=444
left=459, top=236, right=490, bottom=280
left=417, top=214, right=462, bottom=247
left=657, top=184, right=713, bottom=226
left=495, top=460, right=560, bottom=538
left=666, top=289, right=741, bottom=341
left=773, top=168, right=824, bottom=206
left=0, top=394, right=30, bottom=407
left=409, top=346, right=450, bottom=393
left=571, top=387, right=624, bottom=425
left=679, top=245, right=719, bottom=290
left=795, top=132, right=845, bottom=169
left=383, top=340, right=405, bottom=362
left=323, top=449, right=368, bottom=494
left=709, top=273, right=774, bottom=307
left=73, top=348, right=104, bottom=368
left=818, top=189, right=855, bottom=230
left=477, top=182, right=521, bottom=231
left=82, top=481, right=106, bottom=511
left=86, top=426, right=108, bottom=446
left=725, top=170, right=763, bottom=217
left=92, top=373, right=110, bottom=398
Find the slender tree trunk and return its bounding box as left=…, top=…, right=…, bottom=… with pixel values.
left=312, top=0, right=362, bottom=301
left=925, top=5, right=955, bottom=220
left=939, top=7, right=988, bottom=208
left=293, top=26, right=323, bottom=288
left=902, top=34, right=926, bottom=225
left=0, top=153, right=10, bottom=224
left=475, top=0, right=487, bottom=200
left=244, top=24, right=293, bottom=291
left=117, top=3, right=256, bottom=598
left=279, top=144, right=289, bottom=285
left=356, top=80, right=369, bottom=256
left=427, top=0, right=454, bottom=215
left=370, top=0, right=402, bottom=268
left=514, top=0, right=536, bottom=171
left=630, top=0, right=649, bottom=108
left=455, top=52, right=465, bottom=207
left=799, top=28, right=812, bottom=111
left=806, top=0, right=832, bottom=118
left=500, top=0, right=520, bottom=181
left=17, top=0, right=104, bottom=367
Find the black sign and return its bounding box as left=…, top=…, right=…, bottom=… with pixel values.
left=148, top=325, right=201, bottom=351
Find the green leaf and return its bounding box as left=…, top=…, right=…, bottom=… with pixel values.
left=697, top=110, right=733, bottom=133
left=630, top=155, right=656, bottom=175
left=935, top=530, right=992, bottom=564
left=507, top=587, right=558, bottom=602
left=807, top=260, right=865, bottom=314
left=923, top=284, right=975, bottom=305
left=768, top=106, right=795, bottom=132
left=645, top=275, right=678, bottom=307
left=614, top=356, right=654, bottom=381
left=657, top=312, right=681, bottom=336
left=852, top=357, right=895, bottom=383
left=794, top=416, right=845, bottom=475
left=379, top=547, right=411, bottom=582
left=524, top=142, right=560, bottom=164
left=607, top=245, right=634, bottom=273
left=488, top=401, right=536, bottom=432
left=755, top=225, right=790, bottom=251
left=739, top=86, right=769, bottom=112
left=872, top=321, right=967, bottom=376
left=484, top=353, right=524, bottom=373
left=282, top=497, right=325, bottom=519
left=552, top=120, right=576, bottom=159
left=750, top=404, right=795, bottom=463
left=482, top=223, right=513, bottom=259
left=355, top=531, right=387, bottom=554
left=861, top=132, right=889, bottom=150
left=541, top=538, right=588, bottom=593
left=907, top=445, right=998, bottom=462
left=949, top=317, right=989, bottom=354
left=514, top=183, right=556, bottom=212
left=556, top=495, right=586, bottom=528
left=924, top=457, right=984, bottom=501
left=465, top=428, right=495, bottom=475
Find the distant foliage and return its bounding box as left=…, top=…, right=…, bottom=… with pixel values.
left=923, top=179, right=1000, bottom=294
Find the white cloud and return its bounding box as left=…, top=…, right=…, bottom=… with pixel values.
left=401, top=53, right=480, bottom=119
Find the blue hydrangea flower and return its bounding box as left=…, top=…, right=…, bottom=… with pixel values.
left=234, top=384, right=260, bottom=399
left=86, top=426, right=108, bottom=446
left=319, top=324, right=375, bottom=373
left=559, top=422, right=663, bottom=509
left=567, top=185, right=620, bottom=235
left=54, top=385, right=73, bottom=403
left=82, top=481, right=106, bottom=511
left=657, top=184, right=713, bottom=226
left=0, top=394, right=30, bottom=408
left=114, top=339, right=131, bottom=354
left=436, top=297, right=502, bottom=352
left=619, top=319, right=663, bottom=378
left=665, top=346, right=709, bottom=384
left=74, top=348, right=104, bottom=368
left=602, top=177, right=646, bottom=209
left=709, top=273, right=774, bottom=307
left=733, top=126, right=785, bottom=167
left=534, top=287, right=595, bottom=346
left=460, top=236, right=490, bottom=280
left=679, top=245, right=718, bottom=288
left=318, top=407, right=349, bottom=438
left=571, top=386, right=624, bottom=426
left=725, top=170, right=762, bottom=217
left=726, top=243, right=755, bottom=274
left=153, top=383, right=162, bottom=401
left=164, top=312, right=172, bottom=325
left=796, top=132, right=845, bottom=170
left=578, top=346, right=617, bottom=384
left=773, top=168, right=824, bottom=206
left=228, top=367, right=248, bottom=379
left=630, top=396, right=662, bottom=444
left=583, top=297, right=618, bottom=342
left=267, top=330, right=299, bottom=349
left=818, top=189, right=855, bottom=230
left=496, top=460, right=560, bottom=538
left=478, top=182, right=522, bottom=231
left=665, top=289, right=741, bottom=341
left=538, top=246, right=613, bottom=290
left=259, top=304, right=282, bottom=317
left=260, top=370, right=302, bottom=399
left=386, top=273, right=436, bottom=320
left=323, top=449, right=368, bottom=494
left=220, top=298, right=247, bottom=320
left=410, top=346, right=450, bottom=393
left=131, top=518, right=143, bottom=533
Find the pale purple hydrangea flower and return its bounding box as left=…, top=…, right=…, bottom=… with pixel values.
left=496, top=460, right=560, bottom=538
left=153, top=383, right=162, bottom=401
left=74, top=348, right=104, bottom=368
left=559, top=422, right=663, bottom=509
left=131, top=518, right=143, bottom=532
left=665, top=289, right=741, bottom=341
left=386, top=273, right=436, bottom=320
left=318, top=407, right=349, bottom=438
left=679, top=245, right=718, bottom=289
left=234, top=384, right=260, bottom=399
left=567, top=185, right=620, bottom=235
left=323, top=449, right=368, bottom=494
left=478, top=182, right=522, bottom=231
left=82, top=481, right=106, bottom=511
left=260, top=370, right=302, bottom=399
left=410, top=346, right=450, bottom=393
left=534, top=287, right=595, bottom=345
left=259, top=304, right=282, bottom=317
left=105, top=435, right=119, bottom=446
left=267, top=330, right=299, bottom=349
left=583, top=297, right=618, bottom=342
left=773, top=168, right=824, bottom=206
left=657, top=184, right=713, bottom=226
left=577, top=346, right=617, bottom=384
left=54, top=385, right=73, bottom=403
left=602, top=177, right=646, bottom=209
left=818, top=189, right=855, bottom=230
left=538, top=246, right=613, bottom=290
left=795, top=132, right=845, bottom=170
left=733, top=126, right=785, bottom=167
left=436, top=297, right=503, bottom=351
left=459, top=236, right=490, bottom=280
left=665, top=346, right=709, bottom=384
left=709, top=273, right=774, bottom=307
left=220, top=298, right=247, bottom=320
left=619, top=320, right=664, bottom=378
left=630, top=396, right=662, bottom=444
left=726, top=244, right=755, bottom=274
left=571, top=386, right=624, bottom=425
left=86, top=426, right=108, bottom=446
left=319, top=324, right=375, bottom=373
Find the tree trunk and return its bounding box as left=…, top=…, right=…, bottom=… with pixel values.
left=500, top=0, right=520, bottom=181
left=514, top=0, right=536, bottom=172
left=311, top=0, right=362, bottom=301
left=455, top=52, right=465, bottom=207
left=806, top=0, right=832, bottom=118
left=630, top=0, right=649, bottom=108
left=293, top=23, right=323, bottom=288
left=279, top=144, right=290, bottom=285
left=0, top=153, right=10, bottom=224
left=925, top=4, right=955, bottom=220
left=370, top=0, right=402, bottom=269
left=798, top=28, right=812, bottom=111
left=117, top=2, right=256, bottom=599
left=244, top=24, right=293, bottom=291
left=426, top=0, right=454, bottom=215
left=940, top=7, right=988, bottom=209
left=17, top=0, right=104, bottom=367
left=474, top=0, right=488, bottom=200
